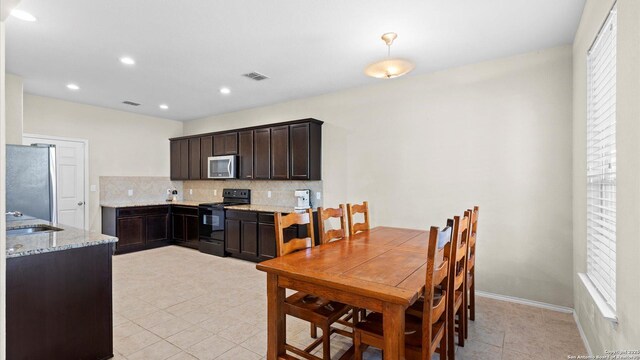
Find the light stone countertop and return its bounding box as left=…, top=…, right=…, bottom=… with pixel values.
left=100, top=200, right=204, bottom=208
left=224, top=204, right=311, bottom=213
left=6, top=219, right=118, bottom=259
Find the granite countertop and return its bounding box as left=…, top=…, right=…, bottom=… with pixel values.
left=6, top=219, right=118, bottom=259
left=100, top=200, right=204, bottom=208
left=224, top=204, right=310, bottom=213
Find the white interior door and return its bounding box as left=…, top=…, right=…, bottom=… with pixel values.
left=23, top=136, right=87, bottom=229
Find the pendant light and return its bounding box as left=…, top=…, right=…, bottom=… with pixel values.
left=364, top=32, right=415, bottom=79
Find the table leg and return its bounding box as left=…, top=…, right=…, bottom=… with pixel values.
left=382, top=302, right=405, bottom=360
left=266, top=273, right=286, bottom=359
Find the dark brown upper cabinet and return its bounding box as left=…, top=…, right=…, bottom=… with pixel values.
left=170, top=119, right=322, bottom=181
left=270, top=125, right=289, bottom=180
left=254, top=128, right=271, bottom=179
left=200, top=135, right=213, bottom=179
left=213, top=132, right=238, bottom=156
left=238, top=130, right=254, bottom=180
left=188, top=137, right=201, bottom=180
left=290, top=122, right=322, bottom=180
left=170, top=139, right=189, bottom=180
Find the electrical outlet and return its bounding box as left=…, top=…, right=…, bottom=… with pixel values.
left=214, top=189, right=217, bottom=196
left=90, top=185, right=97, bottom=192
left=189, top=189, right=193, bottom=195
left=316, top=192, right=321, bottom=200
left=267, top=191, right=272, bottom=198
left=127, top=189, right=133, bottom=197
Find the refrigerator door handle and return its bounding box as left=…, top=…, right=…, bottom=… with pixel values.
left=49, top=146, right=58, bottom=224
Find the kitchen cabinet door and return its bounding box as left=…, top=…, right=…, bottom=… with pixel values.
left=238, top=130, right=254, bottom=180
left=254, top=128, right=271, bottom=179
left=258, top=223, right=276, bottom=260
left=271, top=125, right=289, bottom=180
left=179, top=139, right=189, bottom=180
left=241, top=221, right=258, bottom=257
left=225, top=219, right=241, bottom=254
left=170, top=140, right=180, bottom=180
left=290, top=122, right=322, bottom=180
left=117, top=216, right=146, bottom=249
left=146, top=214, right=169, bottom=243
left=172, top=214, right=185, bottom=242
left=214, top=133, right=238, bottom=156
left=188, top=137, right=201, bottom=180
left=200, top=136, right=213, bottom=179
left=185, top=215, right=199, bottom=248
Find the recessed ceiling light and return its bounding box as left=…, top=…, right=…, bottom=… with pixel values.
left=120, top=57, right=135, bottom=65
left=159, top=104, right=169, bottom=110
left=66, top=83, right=80, bottom=91
left=10, top=9, right=37, bottom=22
left=219, top=87, right=231, bottom=95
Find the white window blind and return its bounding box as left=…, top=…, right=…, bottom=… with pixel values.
left=586, top=5, right=617, bottom=312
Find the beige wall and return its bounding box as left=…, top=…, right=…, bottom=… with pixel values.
left=573, top=0, right=640, bottom=354
left=23, top=95, right=184, bottom=232
left=4, top=73, right=21, bottom=144
left=185, top=46, right=575, bottom=307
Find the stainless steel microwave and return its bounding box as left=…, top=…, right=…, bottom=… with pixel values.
left=207, top=155, right=237, bottom=179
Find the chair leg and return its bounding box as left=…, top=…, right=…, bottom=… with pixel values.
left=310, top=323, right=318, bottom=339
left=321, top=324, right=331, bottom=360
left=470, top=277, right=475, bottom=321
left=458, top=309, right=465, bottom=347
left=447, top=307, right=455, bottom=360
left=354, top=330, right=363, bottom=360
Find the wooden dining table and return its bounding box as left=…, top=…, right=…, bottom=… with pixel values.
left=256, top=226, right=438, bottom=360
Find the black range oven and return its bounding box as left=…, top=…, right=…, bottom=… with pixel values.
left=198, top=189, right=250, bottom=256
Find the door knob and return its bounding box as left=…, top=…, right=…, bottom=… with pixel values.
left=78, top=201, right=85, bottom=206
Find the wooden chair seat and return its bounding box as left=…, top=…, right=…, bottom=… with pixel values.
left=354, top=312, right=446, bottom=354
left=285, top=292, right=351, bottom=320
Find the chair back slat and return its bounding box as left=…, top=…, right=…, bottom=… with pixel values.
left=347, top=201, right=370, bottom=236
left=317, top=205, right=348, bottom=244
left=274, top=209, right=315, bottom=257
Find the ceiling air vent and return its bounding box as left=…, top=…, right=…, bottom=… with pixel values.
left=122, top=101, right=140, bottom=106
left=242, top=72, right=269, bottom=81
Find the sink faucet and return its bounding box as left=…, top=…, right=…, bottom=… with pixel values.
left=6, top=211, right=23, bottom=217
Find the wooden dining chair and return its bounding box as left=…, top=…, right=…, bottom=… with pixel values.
left=347, top=201, right=369, bottom=236
left=464, top=206, right=479, bottom=338
left=443, top=211, right=471, bottom=359
left=317, top=205, right=348, bottom=244
left=274, top=209, right=353, bottom=360
left=353, top=224, right=453, bottom=360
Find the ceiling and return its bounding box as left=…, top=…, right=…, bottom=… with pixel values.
left=5, top=0, right=586, bottom=121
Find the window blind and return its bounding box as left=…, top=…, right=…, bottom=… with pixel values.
left=586, top=5, right=617, bottom=311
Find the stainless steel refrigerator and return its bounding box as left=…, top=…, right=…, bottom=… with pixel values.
left=6, top=144, right=57, bottom=222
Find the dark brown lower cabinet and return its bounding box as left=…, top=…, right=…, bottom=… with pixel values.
left=226, top=210, right=316, bottom=262
left=102, top=206, right=170, bottom=254
left=7, top=243, right=114, bottom=360
left=171, top=205, right=199, bottom=249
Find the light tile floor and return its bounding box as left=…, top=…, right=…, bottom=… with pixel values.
left=112, top=246, right=587, bottom=360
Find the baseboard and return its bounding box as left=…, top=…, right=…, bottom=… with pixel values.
left=573, top=311, right=594, bottom=356
left=475, top=290, right=573, bottom=313
left=475, top=290, right=593, bottom=355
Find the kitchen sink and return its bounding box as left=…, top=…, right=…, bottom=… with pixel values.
left=6, top=225, right=63, bottom=236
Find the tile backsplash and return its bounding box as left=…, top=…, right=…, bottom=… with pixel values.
left=100, top=176, right=323, bottom=207
left=100, top=176, right=184, bottom=203
left=184, top=180, right=323, bottom=207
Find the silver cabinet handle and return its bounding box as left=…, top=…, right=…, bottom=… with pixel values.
left=78, top=201, right=85, bottom=206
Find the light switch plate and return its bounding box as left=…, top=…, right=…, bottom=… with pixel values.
left=316, top=192, right=321, bottom=200
left=189, top=189, right=193, bottom=195
left=90, top=185, right=97, bottom=192
left=267, top=191, right=272, bottom=198
left=214, top=189, right=217, bottom=196
left=128, top=189, right=133, bottom=196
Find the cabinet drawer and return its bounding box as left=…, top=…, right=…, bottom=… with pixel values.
left=226, top=210, right=258, bottom=221
left=117, top=206, right=169, bottom=217
left=171, top=205, right=198, bottom=216
left=258, top=213, right=275, bottom=224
